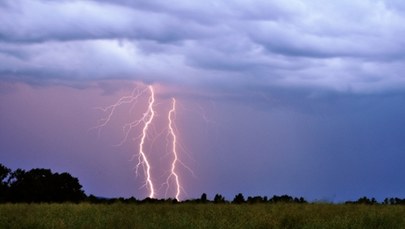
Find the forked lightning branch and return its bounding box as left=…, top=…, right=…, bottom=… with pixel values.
left=92, top=85, right=186, bottom=201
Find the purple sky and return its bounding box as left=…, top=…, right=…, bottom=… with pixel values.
left=1, top=0, right=405, bottom=202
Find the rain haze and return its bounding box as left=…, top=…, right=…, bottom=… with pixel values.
left=1, top=0, right=405, bottom=202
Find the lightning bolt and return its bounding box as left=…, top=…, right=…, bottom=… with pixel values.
left=167, top=98, right=181, bottom=200
left=136, top=85, right=156, bottom=198
left=92, top=84, right=192, bottom=200
left=91, top=85, right=156, bottom=198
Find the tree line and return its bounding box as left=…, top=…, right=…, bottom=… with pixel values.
left=2, top=163, right=405, bottom=205
left=0, top=163, right=86, bottom=203
left=184, top=193, right=307, bottom=204
left=85, top=193, right=307, bottom=204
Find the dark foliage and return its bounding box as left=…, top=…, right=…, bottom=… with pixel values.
left=230, top=194, right=306, bottom=204
left=200, top=193, right=208, bottom=203
left=232, top=193, right=245, bottom=204
left=247, top=196, right=265, bottom=204
left=267, top=195, right=306, bottom=204
left=384, top=197, right=405, bottom=205
left=0, top=164, right=11, bottom=202
left=213, top=193, right=226, bottom=203
left=345, top=196, right=378, bottom=205
left=0, top=163, right=86, bottom=203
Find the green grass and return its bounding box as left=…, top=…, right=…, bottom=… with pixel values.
left=1, top=203, right=405, bottom=228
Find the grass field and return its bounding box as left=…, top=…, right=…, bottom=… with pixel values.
left=1, top=203, right=405, bottom=228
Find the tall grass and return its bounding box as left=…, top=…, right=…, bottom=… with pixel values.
left=1, top=203, right=405, bottom=228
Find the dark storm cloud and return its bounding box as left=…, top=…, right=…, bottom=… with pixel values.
left=0, top=0, right=210, bottom=43
left=1, top=0, right=405, bottom=93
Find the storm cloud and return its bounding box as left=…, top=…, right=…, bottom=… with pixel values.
left=2, top=0, right=405, bottom=93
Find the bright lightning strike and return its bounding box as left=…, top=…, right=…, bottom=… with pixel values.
left=167, top=98, right=181, bottom=200
left=92, top=84, right=191, bottom=200
left=136, top=85, right=156, bottom=198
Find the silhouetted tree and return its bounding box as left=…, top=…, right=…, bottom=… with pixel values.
left=0, top=163, right=10, bottom=182
left=7, top=168, right=27, bottom=201
left=346, top=196, right=378, bottom=205
left=270, top=195, right=293, bottom=203
left=232, top=193, right=245, bottom=204
left=52, top=172, right=86, bottom=202
left=141, top=197, right=160, bottom=203
left=126, top=196, right=138, bottom=204
left=0, top=163, right=11, bottom=202
left=297, top=197, right=306, bottom=203
left=394, top=197, right=401, bottom=205
left=382, top=197, right=405, bottom=205
left=391, top=197, right=405, bottom=205
left=8, top=167, right=86, bottom=203
left=359, top=196, right=377, bottom=205
left=267, top=195, right=306, bottom=203
left=247, top=196, right=264, bottom=204
left=213, top=194, right=226, bottom=203
left=88, top=194, right=103, bottom=203
left=200, top=193, right=208, bottom=203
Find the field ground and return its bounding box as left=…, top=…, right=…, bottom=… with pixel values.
left=1, top=203, right=405, bottom=228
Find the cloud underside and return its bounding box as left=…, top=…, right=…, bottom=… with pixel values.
left=1, top=0, right=405, bottom=93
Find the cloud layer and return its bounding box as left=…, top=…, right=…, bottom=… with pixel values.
left=2, top=0, right=405, bottom=93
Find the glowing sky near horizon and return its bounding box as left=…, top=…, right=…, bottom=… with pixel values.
left=2, top=0, right=405, bottom=202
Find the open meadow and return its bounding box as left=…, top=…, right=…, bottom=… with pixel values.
left=1, top=203, right=405, bottom=228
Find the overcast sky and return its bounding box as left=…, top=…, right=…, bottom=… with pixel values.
left=1, top=0, right=405, bottom=202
